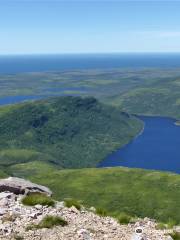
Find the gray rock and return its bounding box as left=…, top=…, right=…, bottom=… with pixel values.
left=0, top=192, right=14, bottom=200
left=89, top=206, right=96, bottom=212
left=174, top=226, right=180, bottom=233
left=77, top=229, right=91, bottom=240
left=35, top=204, right=43, bottom=210
left=69, top=206, right=79, bottom=214
left=0, top=198, right=9, bottom=207
left=0, top=177, right=52, bottom=196
left=0, top=209, right=6, bottom=216
left=166, top=236, right=174, bottom=240
left=55, top=201, right=64, bottom=209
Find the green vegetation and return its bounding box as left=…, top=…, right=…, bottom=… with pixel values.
left=64, top=198, right=82, bottom=210
left=22, top=193, right=55, bottom=207
left=95, top=208, right=108, bottom=217
left=170, top=231, right=180, bottom=240
left=0, top=96, right=142, bottom=169
left=26, top=215, right=68, bottom=230
left=117, top=213, right=132, bottom=225
left=0, top=169, right=8, bottom=178
left=156, top=221, right=176, bottom=230
left=1, top=70, right=180, bottom=229
left=8, top=162, right=180, bottom=224
left=13, top=235, right=24, bottom=240
left=116, top=87, right=180, bottom=119
left=156, top=223, right=168, bottom=230
left=1, top=68, right=180, bottom=119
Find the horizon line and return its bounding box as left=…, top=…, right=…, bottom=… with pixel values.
left=2, top=52, right=180, bottom=56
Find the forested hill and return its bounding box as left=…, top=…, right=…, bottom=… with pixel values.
left=0, top=96, right=142, bottom=169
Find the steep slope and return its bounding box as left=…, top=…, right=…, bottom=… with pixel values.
left=0, top=178, right=175, bottom=240
left=8, top=161, right=180, bottom=224
left=0, top=96, right=142, bottom=168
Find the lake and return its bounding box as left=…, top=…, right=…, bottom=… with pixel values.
left=0, top=96, right=43, bottom=106
left=0, top=95, right=179, bottom=174
left=98, top=116, right=180, bottom=174
left=0, top=53, right=180, bottom=174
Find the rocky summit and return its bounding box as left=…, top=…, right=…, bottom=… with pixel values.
left=0, top=178, right=177, bottom=240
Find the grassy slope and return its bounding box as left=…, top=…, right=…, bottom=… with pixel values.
left=0, top=96, right=142, bottom=168
left=8, top=161, right=180, bottom=224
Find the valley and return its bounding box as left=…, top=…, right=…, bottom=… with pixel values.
left=1, top=1, right=180, bottom=238
left=0, top=66, right=180, bottom=226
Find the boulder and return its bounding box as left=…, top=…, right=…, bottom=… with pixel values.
left=0, top=177, right=52, bottom=196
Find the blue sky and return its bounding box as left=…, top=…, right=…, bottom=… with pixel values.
left=1, top=1, right=180, bottom=54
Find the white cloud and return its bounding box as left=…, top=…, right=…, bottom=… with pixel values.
left=131, top=31, right=180, bottom=38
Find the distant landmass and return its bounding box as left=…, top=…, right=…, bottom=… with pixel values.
left=1, top=67, right=180, bottom=119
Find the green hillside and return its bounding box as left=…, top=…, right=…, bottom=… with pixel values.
left=7, top=161, right=180, bottom=224
left=0, top=96, right=142, bottom=168
left=116, top=87, right=180, bottom=119
left=104, top=71, right=180, bottom=119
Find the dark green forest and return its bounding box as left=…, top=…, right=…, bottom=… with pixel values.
left=0, top=96, right=142, bottom=169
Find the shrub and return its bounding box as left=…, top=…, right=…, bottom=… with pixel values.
left=167, top=219, right=177, bottom=229
left=117, top=213, right=132, bottom=225
left=170, top=231, right=180, bottom=240
left=37, top=215, right=68, bottom=229
left=156, top=220, right=177, bottom=230
left=26, top=224, right=35, bottom=231
left=22, top=193, right=55, bottom=207
left=95, top=207, right=108, bottom=217
left=26, top=215, right=68, bottom=230
left=64, top=198, right=82, bottom=210
left=14, top=235, right=24, bottom=240
left=156, top=223, right=167, bottom=230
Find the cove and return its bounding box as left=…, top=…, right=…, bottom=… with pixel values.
left=98, top=116, right=180, bottom=174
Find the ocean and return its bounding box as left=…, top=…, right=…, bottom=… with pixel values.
left=1, top=53, right=180, bottom=74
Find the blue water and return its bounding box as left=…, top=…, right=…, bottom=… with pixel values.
left=0, top=54, right=180, bottom=174
left=98, top=116, right=180, bottom=174
left=0, top=88, right=90, bottom=106
left=0, top=96, right=43, bottom=106
left=1, top=53, right=180, bottom=74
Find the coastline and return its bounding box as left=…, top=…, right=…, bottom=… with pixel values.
left=97, top=115, right=144, bottom=167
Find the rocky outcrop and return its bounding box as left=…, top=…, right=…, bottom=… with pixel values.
left=0, top=177, right=52, bottom=196
left=0, top=178, right=177, bottom=240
